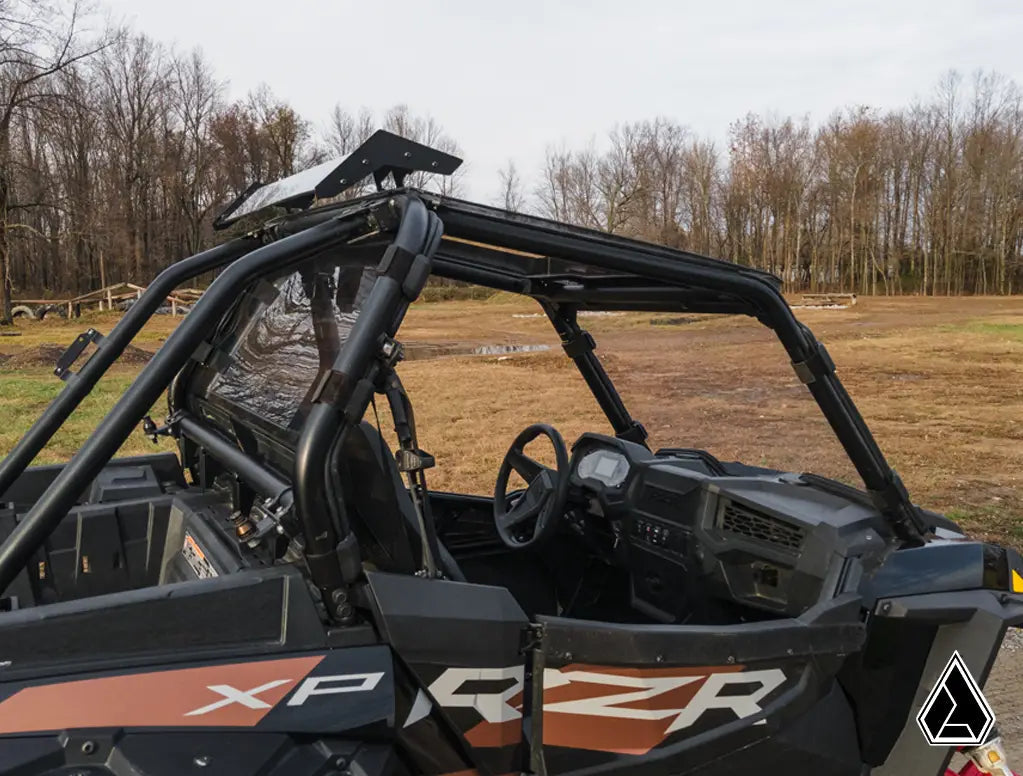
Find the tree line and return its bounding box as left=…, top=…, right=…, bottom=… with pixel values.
left=522, top=69, right=1023, bottom=297
left=2, top=2, right=1022, bottom=325
left=0, top=1, right=462, bottom=322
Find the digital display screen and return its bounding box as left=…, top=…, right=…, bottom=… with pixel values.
left=594, top=454, right=620, bottom=478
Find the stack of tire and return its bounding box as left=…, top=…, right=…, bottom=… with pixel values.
left=10, top=304, right=67, bottom=321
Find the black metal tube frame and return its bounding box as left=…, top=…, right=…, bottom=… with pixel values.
left=293, top=195, right=442, bottom=609
left=177, top=414, right=293, bottom=510
left=0, top=213, right=372, bottom=594
left=539, top=300, right=646, bottom=445
left=0, top=237, right=257, bottom=501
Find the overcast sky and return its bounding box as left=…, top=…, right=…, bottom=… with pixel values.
left=103, top=0, right=1023, bottom=202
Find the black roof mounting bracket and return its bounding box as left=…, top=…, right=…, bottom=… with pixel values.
left=213, top=129, right=462, bottom=230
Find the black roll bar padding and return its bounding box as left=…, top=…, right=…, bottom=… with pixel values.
left=176, top=414, right=292, bottom=511
left=0, top=215, right=370, bottom=596
left=293, top=195, right=440, bottom=608
left=0, top=237, right=257, bottom=502
left=437, top=207, right=927, bottom=543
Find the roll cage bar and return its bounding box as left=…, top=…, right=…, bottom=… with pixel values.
left=0, top=133, right=930, bottom=612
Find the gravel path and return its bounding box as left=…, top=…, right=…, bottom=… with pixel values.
left=986, top=629, right=1023, bottom=765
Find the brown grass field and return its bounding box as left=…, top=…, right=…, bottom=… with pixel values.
left=1, top=293, right=1023, bottom=758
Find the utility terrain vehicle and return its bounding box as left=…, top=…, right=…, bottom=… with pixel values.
left=0, top=131, right=1020, bottom=776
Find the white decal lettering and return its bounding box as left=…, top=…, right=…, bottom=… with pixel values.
left=664, top=668, right=787, bottom=732
left=425, top=664, right=788, bottom=737
left=185, top=680, right=292, bottom=716
left=287, top=672, right=385, bottom=707
left=428, top=666, right=524, bottom=723
left=542, top=668, right=701, bottom=720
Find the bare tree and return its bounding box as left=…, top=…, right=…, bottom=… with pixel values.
left=496, top=159, right=525, bottom=212
left=169, top=48, right=224, bottom=254
left=381, top=104, right=465, bottom=196
left=535, top=145, right=572, bottom=222
left=318, top=104, right=375, bottom=198
left=0, top=0, right=104, bottom=322
left=247, top=84, right=310, bottom=177
left=323, top=104, right=374, bottom=158
left=95, top=29, right=170, bottom=282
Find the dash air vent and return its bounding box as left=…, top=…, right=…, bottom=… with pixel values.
left=718, top=500, right=806, bottom=552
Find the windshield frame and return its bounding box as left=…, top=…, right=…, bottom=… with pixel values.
left=427, top=195, right=927, bottom=543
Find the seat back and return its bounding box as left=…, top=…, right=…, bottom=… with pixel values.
left=339, top=422, right=464, bottom=581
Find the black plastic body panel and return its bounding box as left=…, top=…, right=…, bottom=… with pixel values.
left=1, top=453, right=184, bottom=511
left=532, top=594, right=865, bottom=776
left=0, top=567, right=327, bottom=681
left=87, top=462, right=165, bottom=503
left=858, top=540, right=988, bottom=605
left=0, top=495, right=176, bottom=605
left=538, top=593, right=864, bottom=667
left=159, top=491, right=255, bottom=584
left=867, top=589, right=1023, bottom=776
left=368, top=570, right=528, bottom=665
left=367, top=571, right=530, bottom=775
left=0, top=647, right=426, bottom=775
left=0, top=736, right=409, bottom=776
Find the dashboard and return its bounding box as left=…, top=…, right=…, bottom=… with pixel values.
left=564, top=432, right=889, bottom=622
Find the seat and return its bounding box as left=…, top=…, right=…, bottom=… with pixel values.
left=338, top=421, right=465, bottom=582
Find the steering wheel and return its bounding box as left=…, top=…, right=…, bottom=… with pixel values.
left=493, top=423, right=570, bottom=549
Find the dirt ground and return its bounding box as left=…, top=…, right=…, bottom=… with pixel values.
left=1, top=294, right=1022, bottom=763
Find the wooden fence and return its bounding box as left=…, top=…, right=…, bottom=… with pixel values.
left=12, top=283, right=204, bottom=320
